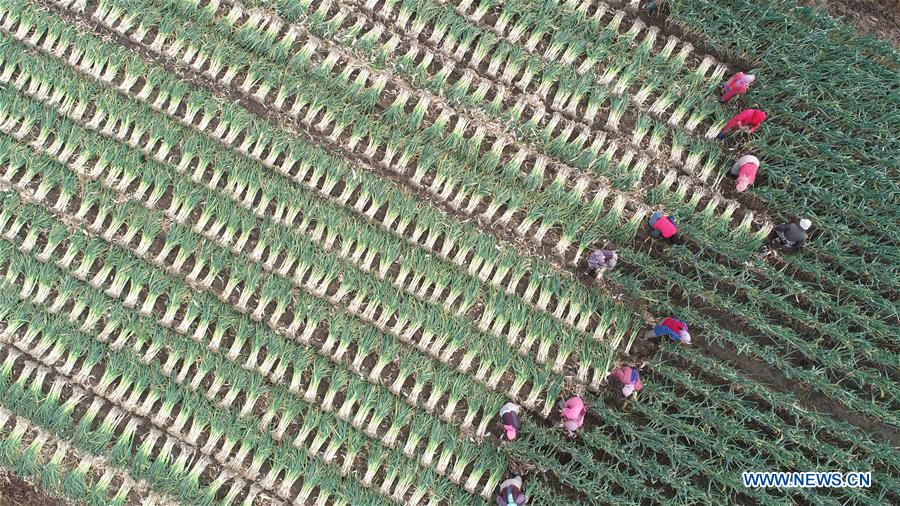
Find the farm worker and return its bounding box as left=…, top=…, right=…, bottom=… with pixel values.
left=645, top=317, right=691, bottom=344
left=610, top=366, right=644, bottom=397
left=498, top=402, right=522, bottom=440
left=730, top=154, right=760, bottom=192
left=720, top=72, right=756, bottom=103
left=717, top=109, right=766, bottom=139
left=496, top=475, right=527, bottom=506
left=587, top=249, right=618, bottom=278
left=774, top=219, right=811, bottom=250
left=648, top=211, right=683, bottom=244
left=560, top=396, right=586, bottom=433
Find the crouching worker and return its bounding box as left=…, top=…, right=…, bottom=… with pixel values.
left=648, top=211, right=682, bottom=244
left=730, top=154, right=760, bottom=192
left=498, top=402, right=521, bottom=441
left=774, top=219, right=811, bottom=251
left=497, top=475, right=527, bottom=506
left=717, top=109, right=766, bottom=139
left=610, top=366, right=644, bottom=397
left=587, top=249, right=618, bottom=278
left=645, top=317, right=691, bottom=344
left=560, top=396, right=586, bottom=434
left=720, top=72, right=756, bottom=103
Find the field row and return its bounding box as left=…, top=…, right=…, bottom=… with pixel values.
left=0, top=0, right=897, bottom=502
left=0, top=194, right=480, bottom=503
left=72, top=0, right=900, bottom=300
left=38, top=0, right=896, bottom=324
left=37, top=0, right=900, bottom=316
left=0, top=2, right=648, bottom=392
left=0, top=406, right=174, bottom=505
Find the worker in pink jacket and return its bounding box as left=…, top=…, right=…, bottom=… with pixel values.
left=730, top=154, right=760, bottom=192
left=648, top=211, right=683, bottom=245
left=720, top=72, right=756, bottom=103
left=559, top=396, right=585, bottom=434
left=610, top=366, right=644, bottom=397
left=717, top=109, right=766, bottom=139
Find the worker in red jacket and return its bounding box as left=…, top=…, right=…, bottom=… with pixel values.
left=720, top=72, right=756, bottom=103
left=610, top=366, right=644, bottom=397
left=645, top=317, right=691, bottom=344
left=730, top=154, right=760, bottom=192
left=648, top=211, right=682, bottom=244
left=717, top=109, right=766, bottom=139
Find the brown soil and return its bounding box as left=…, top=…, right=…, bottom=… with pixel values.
left=0, top=470, right=65, bottom=506
left=799, top=0, right=900, bottom=48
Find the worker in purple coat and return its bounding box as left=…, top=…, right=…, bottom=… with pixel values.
left=498, top=402, right=522, bottom=440
left=587, top=249, right=618, bottom=278
left=496, top=475, right=527, bottom=505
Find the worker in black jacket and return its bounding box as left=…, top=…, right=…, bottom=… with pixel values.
left=774, top=219, right=811, bottom=251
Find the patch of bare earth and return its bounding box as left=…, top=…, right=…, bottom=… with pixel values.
left=799, top=0, right=900, bottom=48
left=0, top=469, right=65, bottom=506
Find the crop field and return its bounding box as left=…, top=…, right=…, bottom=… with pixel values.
left=0, top=0, right=895, bottom=503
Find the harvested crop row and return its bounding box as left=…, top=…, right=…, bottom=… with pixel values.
left=0, top=203, right=700, bottom=506
left=327, top=0, right=724, bottom=168
left=0, top=77, right=557, bottom=427
left=0, top=212, right=439, bottom=504
left=0, top=137, right=506, bottom=501
left=0, top=0, right=895, bottom=503
left=0, top=92, right=588, bottom=444
left=63, top=0, right=776, bottom=276
left=0, top=407, right=171, bottom=505
left=0, top=54, right=600, bottom=416
left=0, top=316, right=295, bottom=505
left=5, top=0, right=640, bottom=347
left=19, top=0, right=892, bottom=430
left=0, top=5, right=636, bottom=370
left=433, top=0, right=726, bottom=135
left=227, top=0, right=772, bottom=241
left=82, top=0, right=900, bottom=336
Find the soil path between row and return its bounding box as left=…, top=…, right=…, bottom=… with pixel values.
left=0, top=469, right=66, bottom=506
